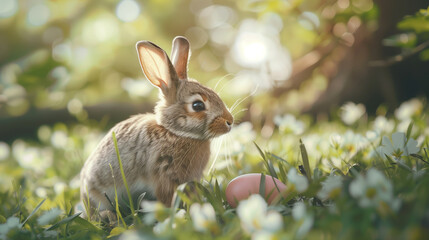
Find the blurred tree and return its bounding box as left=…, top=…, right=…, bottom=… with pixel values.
left=304, top=0, right=429, bottom=114
left=0, top=0, right=428, bottom=141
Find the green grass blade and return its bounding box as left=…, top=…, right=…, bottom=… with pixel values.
left=21, top=199, right=45, bottom=227
left=266, top=157, right=278, bottom=179
left=259, top=173, right=266, bottom=199
left=195, top=182, right=224, bottom=214
left=109, top=164, right=127, bottom=227
left=46, top=212, right=81, bottom=231
left=269, top=153, right=292, bottom=167
left=214, top=179, right=223, bottom=204
left=277, top=161, right=287, bottom=183
left=300, top=139, right=312, bottom=182
left=254, top=142, right=266, bottom=160
left=112, top=131, right=141, bottom=224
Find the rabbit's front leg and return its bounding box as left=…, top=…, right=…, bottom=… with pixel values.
left=155, top=181, right=177, bottom=207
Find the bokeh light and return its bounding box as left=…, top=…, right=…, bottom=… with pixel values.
left=232, top=31, right=268, bottom=68
left=27, top=4, right=50, bottom=26
left=0, top=0, right=18, bottom=18
left=116, top=0, right=141, bottom=22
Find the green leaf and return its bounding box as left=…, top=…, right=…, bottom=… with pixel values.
left=46, top=212, right=81, bottom=231
left=108, top=226, right=127, bottom=238
left=420, top=49, right=429, bottom=61
left=73, top=217, right=103, bottom=233
left=398, top=15, right=429, bottom=33
left=406, top=122, right=414, bottom=141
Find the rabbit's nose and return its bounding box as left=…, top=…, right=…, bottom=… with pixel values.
left=223, top=110, right=233, bottom=128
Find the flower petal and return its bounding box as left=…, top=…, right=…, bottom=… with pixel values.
left=262, top=211, right=283, bottom=232
left=391, top=132, right=406, bottom=150
left=381, top=136, right=394, bottom=155
left=405, top=138, right=420, bottom=155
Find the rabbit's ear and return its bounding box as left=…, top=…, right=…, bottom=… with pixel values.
left=171, top=36, right=190, bottom=80
left=136, top=41, right=178, bottom=92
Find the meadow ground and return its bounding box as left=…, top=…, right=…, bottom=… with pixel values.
left=1, top=98, right=429, bottom=239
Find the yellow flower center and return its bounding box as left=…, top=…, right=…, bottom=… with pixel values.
left=366, top=188, right=376, bottom=199
left=252, top=218, right=261, bottom=230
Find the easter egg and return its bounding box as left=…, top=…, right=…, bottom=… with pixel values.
left=225, top=173, right=286, bottom=207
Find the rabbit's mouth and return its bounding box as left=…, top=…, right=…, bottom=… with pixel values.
left=208, top=115, right=234, bottom=137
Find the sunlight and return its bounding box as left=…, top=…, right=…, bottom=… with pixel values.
left=232, top=31, right=268, bottom=68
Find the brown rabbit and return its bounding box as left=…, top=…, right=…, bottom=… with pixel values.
left=79, top=36, right=233, bottom=219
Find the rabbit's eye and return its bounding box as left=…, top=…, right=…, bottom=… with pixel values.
left=192, top=101, right=205, bottom=112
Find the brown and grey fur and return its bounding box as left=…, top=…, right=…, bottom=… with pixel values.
left=80, top=36, right=233, bottom=219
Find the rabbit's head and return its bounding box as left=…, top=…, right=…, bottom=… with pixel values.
left=136, top=37, right=233, bottom=140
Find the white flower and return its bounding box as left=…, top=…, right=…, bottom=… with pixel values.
left=342, top=130, right=367, bottom=152
left=226, top=121, right=256, bottom=154
left=394, top=98, right=423, bottom=121
left=373, top=116, right=395, bottom=133
left=366, top=130, right=379, bottom=141
left=287, top=168, right=308, bottom=193
left=54, top=182, right=67, bottom=194
left=12, top=140, right=53, bottom=173
left=0, top=217, right=21, bottom=238
left=237, top=194, right=283, bottom=235
left=189, top=203, right=216, bottom=232
left=376, top=132, right=419, bottom=159
left=141, top=201, right=165, bottom=225
left=397, top=119, right=412, bottom=133
left=317, top=175, right=343, bottom=200
left=252, top=231, right=278, bottom=240
left=330, top=133, right=343, bottom=149
left=153, top=218, right=170, bottom=235
left=292, top=202, right=314, bottom=239
left=152, top=209, right=186, bottom=235
left=301, top=134, right=330, bottom=160
left=209, top=122, right=256, bottom=172
left=349, top=168, right=400, bottom=211
left=340, top=102, right=366, bottom=125
left=274, top=114, right=306, bottom=135
left=230, top=122, right=256, bottom=143
left=0, top=142, right=10, bottom=161
left=118, top=230, right=144, bottom=240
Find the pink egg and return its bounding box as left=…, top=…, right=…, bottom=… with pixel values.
left=225, top=173, right=287, bottom=207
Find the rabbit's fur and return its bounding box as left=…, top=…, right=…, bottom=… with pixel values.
left=80, top=37, right=233, bottom=219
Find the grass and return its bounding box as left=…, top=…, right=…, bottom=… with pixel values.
left=1, top=99, right=429, bottom=239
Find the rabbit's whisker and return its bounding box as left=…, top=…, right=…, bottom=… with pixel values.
left=232, top=108, right=248, bottom=118
left=229, top=84, right=259, bottom=113
left=208, top=135, right=225, bottom=174
left=214, top=73, right=234, bottom=92
left=225, top=135, right=234, bottom=174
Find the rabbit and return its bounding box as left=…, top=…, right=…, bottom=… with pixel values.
left=79, top=36, right=233, bottom=220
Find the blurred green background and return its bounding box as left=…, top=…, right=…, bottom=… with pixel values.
left=0, top=0, right=428, bottom=141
